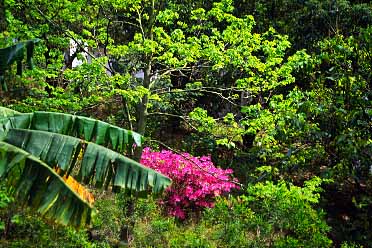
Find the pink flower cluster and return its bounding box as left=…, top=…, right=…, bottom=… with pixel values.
left=141, top=147, right=239, bottom=219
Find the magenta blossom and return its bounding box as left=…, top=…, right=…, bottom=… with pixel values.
left=141, top=147, right=239, bottom=219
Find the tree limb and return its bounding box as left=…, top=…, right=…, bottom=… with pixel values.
left=147, top=112, right=198, bottom=131
left=149, top=139, right=244, bottom=188
left=156, top=88, right=239, bottom=106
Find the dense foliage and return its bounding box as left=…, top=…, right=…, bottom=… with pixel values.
left=0, top=0, right=371, bottom=247
left=129, top=178, right=332, bottom=248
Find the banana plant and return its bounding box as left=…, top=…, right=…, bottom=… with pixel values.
left=0, top=107, right=171, bottom=226
left=0, top=39, right=40, bottom=91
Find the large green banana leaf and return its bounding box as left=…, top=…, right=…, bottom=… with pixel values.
left=0, top=111, right=143, bottom=154
left=0, top=106, right=19, bottom=118
left=0, top=107, right=171, bottom=226
left=0, top=39, right=40, bottom=91
left=4, top=128, right=170, bottom=193
left=0, top=142, right=92, bottom=226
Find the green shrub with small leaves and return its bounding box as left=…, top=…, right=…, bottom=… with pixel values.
left=0, top=208, right=110, bottom=248
left=128, top=178, right=331, bottom=247
left=203, top=177, right=332, bottom=248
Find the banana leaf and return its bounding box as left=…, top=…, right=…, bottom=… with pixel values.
left=0, top=107, right=172, bottom=226
left=0, top=106, right=19, bottom=118
left=0, top=111, right=143, bottom=154
left=0, top=141, right=92, bottom=227
left=0, top=39, right=40, bottom=91
left=4, top=128, right=171, bottom=193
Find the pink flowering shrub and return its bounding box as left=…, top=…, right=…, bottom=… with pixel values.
left=140, top=147, right=239, bottom=219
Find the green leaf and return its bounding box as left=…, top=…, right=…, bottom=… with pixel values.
left=0, top=39, right=40, bottom=91
left=1, top=111, right=143, bottom=153
left=4, top=128, right=171, bottom=193
left=0, top=141, right=92, bottom=227
left=0, top=108, right=172, bottom=227
left=0, top=107, right=19, bottom=118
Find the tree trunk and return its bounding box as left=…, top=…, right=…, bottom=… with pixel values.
left=133, top=58, right=151, bottom=161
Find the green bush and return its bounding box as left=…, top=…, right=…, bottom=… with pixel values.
left=91, top=192, right=124, bottom=246
left=129, top=197, right=217, bottom=248
left=0, top=185, right=13, bottom=233
left=128, top=178, right=331, bottom=247
left=0, top=191, right=110, bottom=248
left=340, top=241, right=364, bottom=248
left=203, top=177, right=332, bottom=247
left=0, top=211, right=110, bottom=248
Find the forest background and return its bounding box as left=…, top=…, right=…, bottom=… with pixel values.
left=0, top=0, right=371, bottom=247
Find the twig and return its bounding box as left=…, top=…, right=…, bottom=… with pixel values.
left=112, top=20, right=140, bottom=29
left=147, top=112, right=198, bottom=131
left=152, top=86, right=245, bottom=93
left=156, top=88, right=239, bottom=106
left=124, top=100, right=133, bottom=131
left=136, top=8, right=146, bottom=40
left=149, top=139, right=244, bottom=188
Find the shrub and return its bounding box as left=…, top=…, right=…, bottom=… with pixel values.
left=203, top=177, right=333, bottom=247
left=130, top=197, right=217, bottom=248
left=130, top=178, right=331, bottom=247
left=0, top=185, right=13, bottom=234
left=140, top=147, right=239, bottom=219
left=0, top=209, right=110, bottom=248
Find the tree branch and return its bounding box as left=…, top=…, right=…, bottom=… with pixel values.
left=156, top=88, right=239, bottom=106
left=136, top=8, right=146, bottom=40
left=152, top=86, right=245, bottom=93
left=123, top=99, right=133, bottom=131
left=149, top=139, right=244, bottom=188
left=147, top=112, right=198, bottom=131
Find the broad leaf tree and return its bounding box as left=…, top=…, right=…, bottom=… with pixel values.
left=2, top=0, right=303, bottom=156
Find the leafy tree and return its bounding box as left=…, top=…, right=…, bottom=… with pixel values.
left=1, top=0, right=303, bottom=157
left=234, top=0, right=372, bottom=50
left=310, top=31, right=372, bottom=246
left=238, top=28, right=372, bottom=246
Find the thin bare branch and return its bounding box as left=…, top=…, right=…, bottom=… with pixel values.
left=152, top=86, right=245, bottom=93
left=149, top=139, right=244, bottom=188
left=136, top=8, right=146, bottom=40
left=112, top=20, right=140, bottom=29
left=147, top=112, right=198, bottom=131
left=156, top=88, right=239, bottom=106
